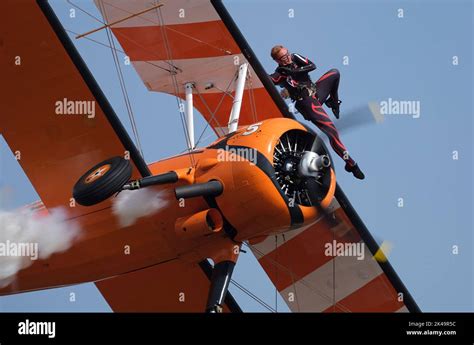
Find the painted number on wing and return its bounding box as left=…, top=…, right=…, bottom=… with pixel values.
left=242, top=122, right=262, bottom=136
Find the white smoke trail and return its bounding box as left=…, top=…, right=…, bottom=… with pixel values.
left=0, top=207, right=81, bottom=288
left=112, top=189, right=169, bottom=228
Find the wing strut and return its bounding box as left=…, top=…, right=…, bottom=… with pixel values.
left=206, top=261, right=236, bottom=313
left=184, top=82, right=195, bottom=149
left=228, top=63, right=248, bottom=133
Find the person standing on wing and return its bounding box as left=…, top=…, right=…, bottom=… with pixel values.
left=269, top=45, right=365, bottom=180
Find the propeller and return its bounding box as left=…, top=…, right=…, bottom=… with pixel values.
left=271, top=130, right=336, bottom=226
left=298, top=136, right=338, bottom=226
left=276, top=100, right=383, bottom=225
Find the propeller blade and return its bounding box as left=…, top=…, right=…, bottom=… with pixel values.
left=336, top=102, right=383, bottom=134
left=305, top=177, right=338, bottom=227
left=373, top=241, right=393, bottom=263
left=310, top=135, right=326, bottom=155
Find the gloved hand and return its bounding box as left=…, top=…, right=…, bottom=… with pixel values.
left=280, top=88, right=290, bottom=99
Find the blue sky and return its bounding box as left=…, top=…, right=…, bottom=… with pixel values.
left=0, top=0, right=472, bottom=312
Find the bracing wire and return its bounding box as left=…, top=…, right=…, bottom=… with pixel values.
left=193, top=71, right=238, bottom=147
left=70, top=0, right=252, bottom=151
left=230, top=279, right=276, bottom=313
left=243, top=241, right=351, bottom=312
left=69, top=0, right=178, bottom=72
left=154, top=3, right=196, bottom=168
left=65, top=29, right=180, bottom=75
left=100, top=0, right=233, bottom=55
left=99, top=1, right=144, bottom=158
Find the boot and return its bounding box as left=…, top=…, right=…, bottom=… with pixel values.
left=345, top=162, right=365, bottom=180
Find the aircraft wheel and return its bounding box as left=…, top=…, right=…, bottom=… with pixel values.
left=73, top=156, right=132, bottom=206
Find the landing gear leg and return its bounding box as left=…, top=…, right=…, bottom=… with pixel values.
left=205, top=260, right=235, bottom=313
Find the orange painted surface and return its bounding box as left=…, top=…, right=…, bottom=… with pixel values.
left=258, top=208, right=361, bottom=291
left=95, top=259, right=231, bottom=312
left=112, top=20, right=240, bottom=61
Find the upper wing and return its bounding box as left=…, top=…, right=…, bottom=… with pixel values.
left=1, top=0, right=150, bottom=220
left=249, top=185, right=420, bottom=312
left=95, top=0, right=292, bottom=136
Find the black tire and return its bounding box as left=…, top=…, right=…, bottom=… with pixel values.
left=73, top=156, right=132, bottom=206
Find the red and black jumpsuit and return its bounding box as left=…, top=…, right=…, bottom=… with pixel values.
left=270, top=53, right=356, bottom=167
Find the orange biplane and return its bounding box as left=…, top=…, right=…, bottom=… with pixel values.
left=0, top=0, right=419, bottom=313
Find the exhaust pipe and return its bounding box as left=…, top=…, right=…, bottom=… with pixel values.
left=175, top=208, right=223, bottom=239
left=175, top=180, right=223, bottom=200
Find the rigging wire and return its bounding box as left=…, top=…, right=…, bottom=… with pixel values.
left=178, top=132, right=216, bottom=154
left=99, top=0, right=144, bottom=158
left=230, top=279, right=276, bottom=313
left=154, top=3, right=196, bottom=168
left=243, top=241, right=351, bottom=312
left=69, top=0, right=252, bottom=150
left=68, top=0, right=179, bottom=73
left=193, top=72, right=238, bottom=147
left=100, top=0, right=233, bottom=56
left=65, top=29, right=177, bottom=74
left=111, top=29, right=181, bottom=72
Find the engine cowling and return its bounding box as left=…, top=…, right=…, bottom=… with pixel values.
left=194, top=118, right=336, bottom=241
